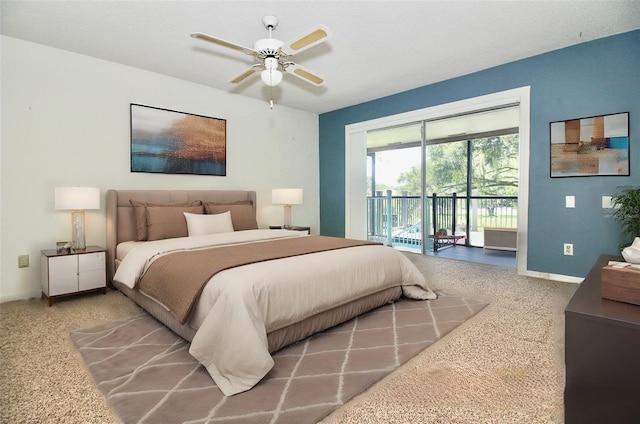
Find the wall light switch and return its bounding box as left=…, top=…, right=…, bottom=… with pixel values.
left=565, top=196, right=575, bottom=208
left=602, top=196, right=613, bottom=208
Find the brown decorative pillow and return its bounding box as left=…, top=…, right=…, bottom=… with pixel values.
left=203, top=201, right=258, bottom=231
left=145, top=204, right=204, bottom=241
left=130, top=200, right=202, bottom=241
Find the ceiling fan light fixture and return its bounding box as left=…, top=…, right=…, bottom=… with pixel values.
left=261, top=68, right=283, bottom=86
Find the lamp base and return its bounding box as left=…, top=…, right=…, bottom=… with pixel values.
left=71, top=210, right=86, bottom=251
left=283, top=204, right=292, bottom=228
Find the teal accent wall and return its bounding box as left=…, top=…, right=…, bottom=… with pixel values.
left=319, top=30, right=639, bottom=278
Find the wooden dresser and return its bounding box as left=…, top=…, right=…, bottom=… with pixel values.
left=564, top=254, right=640, bottom=423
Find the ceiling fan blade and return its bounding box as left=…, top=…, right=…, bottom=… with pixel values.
left=230, top=64, right=262, bottom=84
left=191, top=32, right=258, bottom=56
left=283, top=62, right=326, bottom=86
left=279, top=25, right=331, bottom=56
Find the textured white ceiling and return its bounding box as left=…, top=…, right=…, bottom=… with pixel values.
left=2, top=1, right=639, bottom=114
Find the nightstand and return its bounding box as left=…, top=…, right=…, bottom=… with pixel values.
left=269, top=225, right=311, bottom=234
left=40, top=245, right=107, bottom=306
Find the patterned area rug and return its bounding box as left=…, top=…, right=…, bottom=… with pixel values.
left=71, top=294, right=486, bottom=424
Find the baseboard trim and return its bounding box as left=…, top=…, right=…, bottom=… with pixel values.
left=522, top=269, right=583, bottom=284
left=0, top=289, right=42, bottom=304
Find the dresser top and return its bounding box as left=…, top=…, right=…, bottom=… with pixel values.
left=565, top=254, right=640, bottom=328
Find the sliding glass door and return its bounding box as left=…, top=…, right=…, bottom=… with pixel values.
left=467, top=134, right=519, bottom=246
left=366, top=122, right=422, bottom=247
left=366, top=105, right=519, bottom=253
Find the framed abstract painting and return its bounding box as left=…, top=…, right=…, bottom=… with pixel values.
left=130, top=104, right=226, bottom=176
left=550, top=112, right=629, bottom=177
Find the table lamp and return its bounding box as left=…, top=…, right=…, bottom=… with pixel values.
left=55, top=187, right=100, bottom=251
left=272, top=188, right=303, bottom=229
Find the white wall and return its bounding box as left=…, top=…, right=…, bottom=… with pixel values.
left=0, top=36, right=320, bottom=302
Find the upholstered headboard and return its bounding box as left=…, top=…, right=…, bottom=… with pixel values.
left=105, top=189, right=257, bottom=282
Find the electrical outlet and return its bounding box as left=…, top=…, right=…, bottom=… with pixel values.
left=18, top=255, right=29, bottom=268
left=564, top=243, right=574, bottom=256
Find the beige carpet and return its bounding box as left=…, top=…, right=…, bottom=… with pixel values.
left=0, top=253, right=577, bottom=423
left=71, top=295, right=485, bottom=424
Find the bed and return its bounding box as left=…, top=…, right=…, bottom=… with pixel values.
left=106, top=189, right=436, bottom=396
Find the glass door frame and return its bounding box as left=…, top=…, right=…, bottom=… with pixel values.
left=346, top=87, right=531, bottom=275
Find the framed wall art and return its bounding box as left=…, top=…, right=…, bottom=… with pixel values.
left=550, top=111, right=629, bottom=177
left=130, top=104, right=226, bottom=176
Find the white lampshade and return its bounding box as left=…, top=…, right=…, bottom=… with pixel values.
left=272, top=188, right=303, bottom=205
left=55, top=187, right=100, bottom=210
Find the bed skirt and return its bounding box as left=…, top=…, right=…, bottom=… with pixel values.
left=112, top=281, right=402, bottom=353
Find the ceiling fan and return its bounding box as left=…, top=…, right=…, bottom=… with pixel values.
left=191, top=15, right=331, bottom=90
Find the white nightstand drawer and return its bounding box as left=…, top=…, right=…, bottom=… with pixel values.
left=48, top=255, right=78, bottom=276
left=79, top=269, right=106, bottom=291
left=49, top=272, right=79, bottom=296
left=79, top=252, right=105, bottom=272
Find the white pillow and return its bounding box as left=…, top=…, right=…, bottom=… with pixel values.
left=184, top=211, right=234, bottom=236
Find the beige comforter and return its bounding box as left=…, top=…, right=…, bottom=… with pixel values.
left=113, top=229, right=436, bottom=396
left=138, top=235, right=384, bottom=324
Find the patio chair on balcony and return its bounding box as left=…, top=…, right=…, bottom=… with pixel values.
left=428, top=193, right=466, bottom=252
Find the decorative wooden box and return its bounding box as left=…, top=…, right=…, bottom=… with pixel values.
left=601, top=265, right=640, bottom=306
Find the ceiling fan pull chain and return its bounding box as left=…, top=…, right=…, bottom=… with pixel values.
left=269, top=83, right=274, bottom=109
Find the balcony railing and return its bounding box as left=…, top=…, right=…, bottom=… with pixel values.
left=367, top=191, right=518, bottom=250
